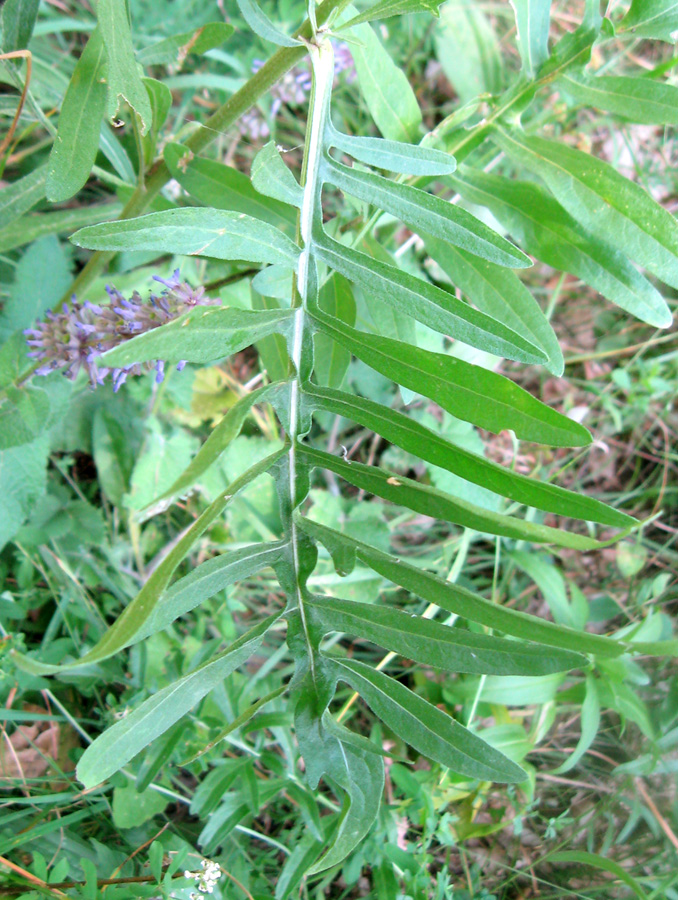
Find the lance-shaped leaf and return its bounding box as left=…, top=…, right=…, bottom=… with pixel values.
left=300, top=446, right=619, bottom=548
left=0, top=0, right=40, bottom=52
left=0, top=166, right=46, bottom=230
left=450, top=167, right=672, bottom=328
left=236, top=0, right=301, bottom=46
left=314, top=274, right=356, bottom=389
left=251, top=141, right=304, bottom=207
left=0, top=203, right=124, bottom=254
left=76, top=613, right=281, bottom=788
left=424, top=234, right=564, bottom=376
left=12, top=450, right=284, bottom=675
left=46, top=28, right=107, bottom=203
left=313, top=236, right=546, bottom=364
left=620, top=0, right=678, bottom=42
left=308, top=305, right=591, bottom=445
left=492, top=127, right=678, bottom=294
left=333, top=658, right=526, bottom=782
left=299, top=519, right=627, bottom=658
left=559, top=72, right=678, bottom=125
left=72, top=208, right=301, bottom=265
left=97, top=307, right=295, bottom=369
left=302, top=384, right=634, bottom=528
left=164, top=143, right=297, bottom=230
left=310, top=595, right=586, bottom=674
left=324, top=158, right=530, bottom=268
left=327, top=126, right=457, bottom=176
left=136, top=22, right=235, bottom=66
left=97, top=0, right=152, bottom=133
left=509, top=0, right=551, bottom=77
left=342, top=0, right=445, bottom=27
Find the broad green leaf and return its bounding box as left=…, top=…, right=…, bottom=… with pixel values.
left=334, top=658, right=526, bottom=782
left=251, top=141, right=304, bottom=207
left=314, top=274, right=356, bottom=388
left=0, top=203, right=123, bottom=253
left=72, top=208, right=301, bottom=265
left=164, top=142, right=297, bottom=230
left=314, top=235, right=546, bottom=364
left=509, top=0, right=551, bottom=77
left=350, top=22, right=422, bottom=142
left=0, top=433, right=49, bottom=552
left=276, top=833, right=326, bottom=899
left=0, top=0, right=39, bottom=52
left=99, top=123, right=136, bottom=183
left=97, top=0, right=152, bottom=133
left=308, top=305, right=592, bottom=444
left=343, top=0, right=445, bottom=27
left=424, top=234, right=563, bottom=375
left=252, top=289, right=291, bottom=381
left=310, top=596, right=586, bottom=674
left=328, top=126, right=457, bottom=175
left=141, top=77, right=172, bottom=165
left=303, top=384, right=635, bottom=528
left=550, top=851, right=650, bottom=900
left=450, top=167, right=672, bottom=328
left=620, top=0, right=678, bottom=42
left=551, top=674, right=600, bottom=773
left=0, top=166, right=46, bottom=231
left=136, top=22, right=235, bottom=66
left=325, top=158, right=531, bottom=268
left=235, top=0, right=300, bottom=47
left=300, top=445, right=615, bottom=548
left=97, top=306, right=294, bottom=369
left=0, top=386, right=50, bottom=450
left=11, top=450, right=284, bottom=673
left=76, top=613, right=280, bottom=788
left=251, top=265, right=294, bottom=299
left=124, top=422, right=198, bottom=513
left=560, top=71, right=678, bottom=125
left=46, top=29, right=107, bottom=203
left=434, top=0, right=503, bottom=104
left=492, top=127, right=678, bottom=295
left=92, top=409, right=131, bottom=507
left=300, top=519, right=627, bottom=658
left=357, top=234, right=417, bottom=357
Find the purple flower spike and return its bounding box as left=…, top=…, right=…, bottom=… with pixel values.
left=155, top=360, right=165, bottom=383
left=176, top=360, right=187, bottom=371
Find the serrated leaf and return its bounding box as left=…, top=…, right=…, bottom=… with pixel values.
left=300, top=445, right=619, bottom=548
left=164, top=142, right=297, bottom=230
left=343, top=0, right=445, bottom=27
left=72, top=207, right=300, bottom=265
left=314, top=234, right=546, bottom=364
left=0, top=166, right=46, bottom=231
left=620, top=0, right=678, bottom=42
left=492, top=127, right=678, bottom=296
left=308, top=305, right=591, bottom=444
left=560, top=71, right=678, bottom=125
left=97, top=0, right=152, bottom=134
left=325, top=158, right=530, bottom=268
left=328, top=126, right=456, bottom=175
left=303, top=384, right=636, bottom=528
left=334, top=658, right=526, bottom=782
left=46, top=28, right=107, bottom=203
left=310, top=596, right=585, bottom=674
left=314, top=274, right=356, bottom=388
left=136, top=22, right=235, bottom=66
left=76, top=613, right=280, bottom=788
left=236, top=0, right=300, bottom=46
left=251, top=141, right=304, bottom=207
left=450, top=166, right=672, bottom=328
left=424, top=234, right=563, bottom=375
left=509, top=0, right=551, bottom=77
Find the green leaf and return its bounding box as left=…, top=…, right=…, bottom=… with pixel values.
left=551, top=674, right=600, bottom=773
left=164, top=142, right=297, bottom=230
left=492, top=127, right=678, bottom=295
left=509, top=0, right=551, bottom=77
left=97, top=0, right=152, bottom=133
left=0, top=203, right=123, bottom=254
left=424, top=234, right=563, bottom=375
left=0, top=433, right=49, bottom=552
left=0, top=0, right=39, bottom=52
left=560, top=71, right=678, bottom=125
left=0, top=385, right=50, bottom=450
left=350, top=22, right=422, bottom=142
left=72, top=207, right=301, bottom=265
left=252, top=290, right=291, bottom=381
left=92, top=409, right=131, bottom=507
left=343, top=0, right=444, bottom=27
left=136, top=22, right=235, bottom=66
left=12, top=450, right=284, bottom=673
left=76, top=613, right=280, bottom=788
left=142, top=77, right=172, bottom=164
left=333, top=658, right=526, bottom=782
left=303, top=384, right=634, bottom=528
left=97, top=306, right=294, bottom=369
left=300, top=445, right=616, bottom=548
left=112, top=784, right=168, bottom=829
left=328, top=126, right=456, bottom=175
left=434, top=0, right=503, bottom=104
left=0, top=166, right=46, bottom=231
left=300, top=519, right=628, bottom=658
left=325, top=158, right=531, bottom=268
left=450, top=166, right=672, bottom=328
left=620, top=0, right=678, bottom=42
left=550, top=851, right=650, bottom=900
left=251, top=141, right=304, bottom=207
left=308, top=305, right=592, bottom=444
left=46, top=29, right=107, bottom=203
left=314, top=235, right=546, bottom=364
left=310, top=595, right=586, bottom=674
left=314, top=274, right=356, bottom=388
left=235, top=0, right=300, bottom=47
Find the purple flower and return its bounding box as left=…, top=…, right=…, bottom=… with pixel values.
left=26, top=270, right=219, bottom=391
